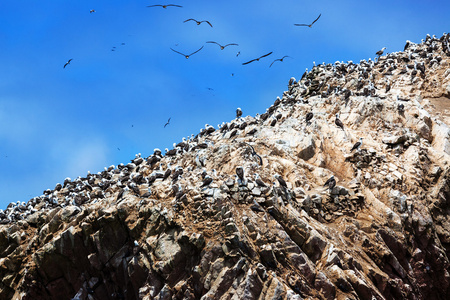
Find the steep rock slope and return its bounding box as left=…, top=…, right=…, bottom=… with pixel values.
left=1, top=33, right=450, bottom=300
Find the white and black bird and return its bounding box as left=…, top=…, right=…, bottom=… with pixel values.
left=274, top=174, right=288, bottom=189
left=201, top=175, right=213, bottom=187
left=170, top=46, right=203, bottom=59
left=184, top=19, right=212, bottom=27
left=245, top=143, right=262, bottom=166
left=294, top=14, right=321, bottom=27
left=335, top=113, right=344, bottom=130
left=323, top=175, right=336, bottom=191
left=254, top=173, right=267, bottom=188
left=236, top=107, right=242, bottom=119
left=376, top=47, right=386, bottom=58
left=236, top=166, right=245, bottom=183
left=305, top=111, right=314, bottom=124
left=63, top=59, right=73, bottom=68
left=350, top=137, right=363, bottom=152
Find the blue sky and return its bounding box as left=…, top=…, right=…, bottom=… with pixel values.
left=0, top=0, right=449, bottom=209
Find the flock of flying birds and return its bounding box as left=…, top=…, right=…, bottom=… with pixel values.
left=62, top=5, right=322, bottom=69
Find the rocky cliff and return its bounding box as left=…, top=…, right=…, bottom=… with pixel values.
left=1, top=33, right=450, bottom=300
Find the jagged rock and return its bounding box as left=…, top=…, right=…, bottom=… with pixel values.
left=1, top=33, right=450, bottom=300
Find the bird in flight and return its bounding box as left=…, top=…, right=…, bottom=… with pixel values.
left=294, top=14, right=321, bottom=27
left=147, top=4, right=182, bottom=8
left=90, top=9, right=96, bottom=13
left=164, top=117, right=171, bottom=128
left=269, top=56, right=292, bottom=67
left=170, top=46, right=204, bottom=59
left=184, top=19, right=212, bottom=27
left=242, top=52, right=273, bottom=65
left=206, top=41, right=239, bottom=50
left=63, top=59, right=73, bottom=68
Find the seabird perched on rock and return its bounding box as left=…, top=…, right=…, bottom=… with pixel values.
left=274, top=174, right=288, bottom=189
left=323, top=175, right=336, bottom=191
left=236, top=166, right=245, bottom=183
left=236, top=107, right=242, bottom=119
left=165, top=147, right=177, bottom=156
left=163, top=163, right=172, bottom=180
left=245, top=142, right=263, bottom=165
left=350, top=137, right=363, bottom=152
left=201, top=175, right=213, bottom=187
left=305, top=111, right=314, bottom=124
left=335, top=113, right=344, bottom=130
left=170, top=46, right=203, bottom=59
left=254, top=173, right=267, bottom=188
left=376, top=47, right=386, bottom=57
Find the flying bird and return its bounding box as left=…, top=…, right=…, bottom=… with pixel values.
left=242, top=52, right=273, bottom=65
left=294, top=14, right=321, bottom=27
left=147, top=4, right=182, bottom=8
left=164, top=118, right=171, bottom=128
left=63, top=59, right=73, bottom=68
left=170, top=46, right=203, bottom=59
left=206, top=41, right=238, bottom=50
left=269, top=56, right=292, bottom=67
left=184, top=19, right=212, bottom=27
left=89, top=9, right=96, bottom=13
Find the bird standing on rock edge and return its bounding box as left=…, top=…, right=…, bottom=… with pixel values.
left=324, top=175, right=336, bottom=192
left=236, top=107, right=242, bottom=119
left=350, top=137, right=363, bottom=152
left=335, top=113, right=344, bottom=130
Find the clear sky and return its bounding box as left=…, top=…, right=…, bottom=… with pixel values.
left=0, top=0, right=449, bottom=209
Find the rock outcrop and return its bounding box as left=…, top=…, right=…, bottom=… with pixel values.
left=1, top=33, right=450, bottom=299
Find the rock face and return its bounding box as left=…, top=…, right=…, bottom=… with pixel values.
left=1, top=34, right=450, bottom=300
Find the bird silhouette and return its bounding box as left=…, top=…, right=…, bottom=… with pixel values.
left=170, top=46, right=204, bottom=59
left=63, top=59, right=73, bottom=68
left=269, top=56, right=292, bottom=67
left=89, top=9, right=96, bottom=13
left=164, top=118, right=171, bottom=128
left=242, top=52, right=273, bottom=65
left=184, top=19, right=212, bottom=27
left=294, top=14, right=321, bottom=27
left=206, top=41, right=238, bottom=50
left=147, top=4, right=182, bottom=8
